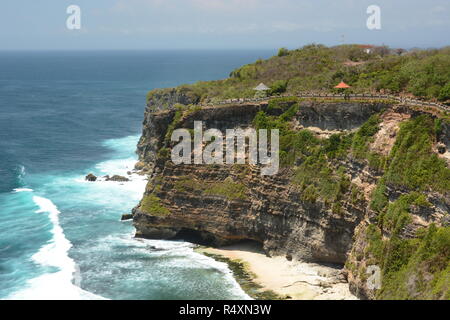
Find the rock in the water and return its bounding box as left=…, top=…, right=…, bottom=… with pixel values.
left=121, top=213, right=133, bottom=221
left=106, top=175, right=130, bottom=182
left=85, top=173, right=97, bottom=182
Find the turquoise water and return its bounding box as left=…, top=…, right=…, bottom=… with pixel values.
left=0, top=50, right=273, bottom=299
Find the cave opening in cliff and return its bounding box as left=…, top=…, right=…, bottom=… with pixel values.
left=174, top=228, right=218, bottom=246
left=174, top=228, right=264, bottom=251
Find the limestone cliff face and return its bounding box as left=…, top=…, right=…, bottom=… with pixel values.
left=133, top=96, right=449, bottom=299
left=134, top=100, right=384, bottom=263
left=136, top=87, right=202, bottom=171
left=134, top=161, right=364, bottom=264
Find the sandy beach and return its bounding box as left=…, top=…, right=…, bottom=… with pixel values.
left=199, top=242, right=357, bottom=300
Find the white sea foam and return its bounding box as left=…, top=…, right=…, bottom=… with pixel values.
left=7, top=196, right=105, bottom=300
left=113, top=234, right=252, bottom=299
left=74, top=136, right=147, bottom=197
left=8, top=134, right=248, bottom=300
left=86, top=135, right=250, bottom=299
left=17, top=165, right=25, bottom=179
left=13, top=188, right=34, bottom=193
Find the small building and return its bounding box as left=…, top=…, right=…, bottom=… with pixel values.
left=254, top=83, right=270, bottom=92
left=335, top=81, right=351, bottom=100
left=254, top=83, right=270, bottom=98
left=358, top=44, right=375, bottom=54
left=335, top=81, right=351, bottom=89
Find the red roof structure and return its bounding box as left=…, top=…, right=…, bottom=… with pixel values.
left=335, top=81, right=351, bottom=89
left=358, top=44, right=375, bottom=49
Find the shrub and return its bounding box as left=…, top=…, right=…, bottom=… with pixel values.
left=267, top=97, right=299, bottom=113
left=141, top=194, right=170, bottom=216
left=438, top=83, right=450, bottom=101
left=174, top=175, right=203, bottom=193
left=164, top=104, right=186, bottom=143
left=351, top=114, right=381, bottom=159
left=370, top=181, right=388, bottom=213
left=204, top=177, right=247, bottom=200
left=157, top=147, right=171, bottom=160
left=384, top=115, right=450, bottom=192
left=378, top=224, right=449, bottom=299
left=277, top=47, right=290, bottom=57
left=268, top=80, right=288, bottom=96
left=382, top=193, right=415, bottom=235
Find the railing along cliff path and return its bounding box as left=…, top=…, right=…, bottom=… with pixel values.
left=201, top=93, right=449, bottom=113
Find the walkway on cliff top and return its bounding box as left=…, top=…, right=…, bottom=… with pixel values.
left=203, top=93, right=449, bottom=113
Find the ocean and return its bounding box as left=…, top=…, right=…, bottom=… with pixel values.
left=0, top=50, right=273, bottom=300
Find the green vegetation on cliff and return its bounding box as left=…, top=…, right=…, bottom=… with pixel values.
left=384, top=115, right=450, bottom=193
left=369, top=115, right=450, bottom=218
left=147, top=44, right=450, bottom=106
left=204, top=177, right=247, bottom=200
left=174, top=175, right=247, bottom=201
left=252, top=98, right=392, bottom=206
left=140, top=193, right=170, bottom=216
left=252, top=98, right=360, bottom=206
left=359, top=115, right=450, bottom=300
left=251, top=103, right=449, bottom=300
left=363, top=219, right=449, bottom=300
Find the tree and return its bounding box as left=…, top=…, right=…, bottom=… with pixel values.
left=269, top=80, right=288, bottom=95
left=373, top=45, right=390, bottom=57
left=395, top=48, right=406, bottom=56
left=277, top=47, right=290, bottom=57
left=438, top=83, right=450, bottom=101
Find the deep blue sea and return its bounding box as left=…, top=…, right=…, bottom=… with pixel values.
left=0, top=50, right=273, bottom=299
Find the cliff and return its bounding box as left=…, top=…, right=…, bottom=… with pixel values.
left=133, top=91, right=449, bottom=299
left=135, top=99, right=380, bottom=260
left=133, top=43, right=450, bottom=299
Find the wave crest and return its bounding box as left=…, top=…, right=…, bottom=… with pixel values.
left=6, top=196, right=105, bottom=300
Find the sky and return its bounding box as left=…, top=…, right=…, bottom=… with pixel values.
left=0, top=0, right=449, bottom=50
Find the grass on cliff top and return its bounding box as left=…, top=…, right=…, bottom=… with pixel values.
left=147, top=44, right=450, bottom=105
